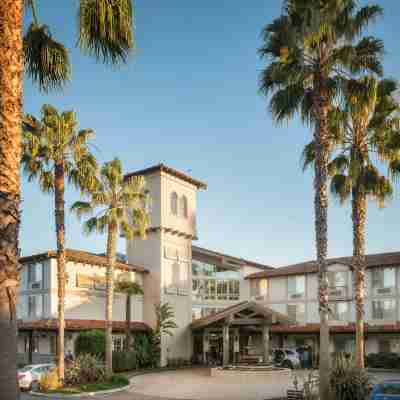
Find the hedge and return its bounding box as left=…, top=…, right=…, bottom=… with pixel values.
left=75, top=330, right=106, bottom=360
left=366, top=352, right=400, bottom=369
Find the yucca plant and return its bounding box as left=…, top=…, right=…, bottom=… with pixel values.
left=0, top=1, right=135, bottom=397
left=71, top=158, right=150, bottom=378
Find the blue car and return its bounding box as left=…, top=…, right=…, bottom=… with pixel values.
left=371, top=380, right=400, bottom=400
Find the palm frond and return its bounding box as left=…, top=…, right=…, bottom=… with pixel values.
left=24, top=23, right=71, bottom=92
left=78, top=0, right=134, bottom=64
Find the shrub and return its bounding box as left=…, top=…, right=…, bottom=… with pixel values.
left=75, top=330, right=106, bottom=360
left=330, top=353, right=373, bottom=400
left=112, top=351, right=137, bottom=372
left=133, top=332, right=159, bottom=369
left=110, top=375, right=129, bottom=386
left=64, top=354, right=106, bottom=386
left=366, top=352, right=400, bottom=369
left=39, top=368, right=60, bottom=392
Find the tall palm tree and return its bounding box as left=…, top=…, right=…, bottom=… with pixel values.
left=259, top=1, right=384, bottom=397
left=0, top=1, right=135, bottom=396
left=303, top=77, right=400, bottom=368
left=22, top=104, right=97, bottom=381
left=71, top=158, right=150, bottom=378
left=115, top=279, right=143, bottom=351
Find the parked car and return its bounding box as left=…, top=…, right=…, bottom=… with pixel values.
left=371, top=380, right=400, bottom=400
left=18, top=363, right=55, bottom=391
left=272, top=348, right=301, bottom=369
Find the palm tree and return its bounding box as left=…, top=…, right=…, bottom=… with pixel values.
left=303, top=77, right=400, bottom=368
left=22, top=104, right=97, bottom=381
left=259, top=1, right=384, bottom=397
left=71, top=158, right=150, bottom=378
left=115, top=279, right=143, bottom=351
left=0, top=1, right=135, bottom=396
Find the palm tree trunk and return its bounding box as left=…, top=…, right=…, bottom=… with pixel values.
left=105, top=222, right=117, bottom=378
left=352, top=187, right=366, bottom=369
left=0, top=1, right=24, bottom=399
left=55, top=162, right=66, bottom=381
left=125, top=294, right=132, bottom=351
left=313, top=74, right=331, bottom=400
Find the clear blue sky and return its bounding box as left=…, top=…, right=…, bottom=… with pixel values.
left=22, top=1, right=400, bottom=267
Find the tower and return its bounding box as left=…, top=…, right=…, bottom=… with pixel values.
left=125, top=164, right=206, bottom=365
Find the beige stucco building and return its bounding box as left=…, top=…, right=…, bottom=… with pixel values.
left=17, top=164, right=400, bottom=366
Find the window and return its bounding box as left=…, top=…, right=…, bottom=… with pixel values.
left=372, top=268, right=396, bottom=294
left=217, top=280, right=228, bottom=300
left=28, top=295, right=43, bottom=318
left=287, top=303, right=305, bottom=324
left=50, top=336, right=57, bottom=354
left=250, top=279, right=268, bottom=300
left=27, top=263, right=43, bottom=289
left=170, top=192, right=178, bottom=215
left=112, top=336, right=124, bottom=352
left=378, top=339, right=392, bottom=353
left=288, top=276, right=305, bottom=298
left=327, top=271, right=347, bottom=288
left=372, top=299, right=396, bottom=320
left=329, top=302, right=348, bottom=321
left=205, top=280, right=216, bottom=300
left=179, top=195, right=188, bottom=218
left=229, top=280, right=240, bottom=300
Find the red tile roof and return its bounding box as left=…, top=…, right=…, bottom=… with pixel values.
left=246, top=251, right=400, bottom=280
left=20, top=249, right=148, bottom=274
left=17, top=319, right=151, bottom=332
left=125, top=163, right=207, bottom=190
left=271, top=322, right=400, bottom=334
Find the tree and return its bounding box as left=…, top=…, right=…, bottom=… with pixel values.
left=0, top=1, right=135, bottom=397
left=303, top=77, right=400, bottom=368
left=22, top=104, right=97, bottom=380
left=115, top=279, right=143, bottom=351
left=259, top=1, right=384, bottom=397
left=71, top=158, right=150, bottom=378
left=153, top=302, right=178, bottom=365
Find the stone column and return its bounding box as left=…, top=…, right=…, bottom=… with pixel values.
left=234, top=328, right=240, bottom=364
left=223, top=324, right=230, bottom=366
left=262, top=325, right=270, bottom=363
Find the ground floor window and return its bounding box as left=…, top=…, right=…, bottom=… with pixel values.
left=378, top=339, right=392, bottom=353
left=112, top=336, right=125, bottom=352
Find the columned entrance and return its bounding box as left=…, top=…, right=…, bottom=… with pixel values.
left=191, top=301, right=293, bottom=366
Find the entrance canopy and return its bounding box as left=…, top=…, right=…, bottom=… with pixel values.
left=190, top=301, right=294, bottom=331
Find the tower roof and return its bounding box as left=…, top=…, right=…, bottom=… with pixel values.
left=125, top=163, right=207, bottom=190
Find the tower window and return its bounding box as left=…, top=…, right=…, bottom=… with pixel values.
left=170, top=192, right=178, bottom=215
left=179, top=195, right=188, bottom=218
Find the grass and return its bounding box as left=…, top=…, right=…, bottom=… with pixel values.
left=44, top=375, right=129, bottom=394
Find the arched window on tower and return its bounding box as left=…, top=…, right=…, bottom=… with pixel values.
left=179, top=195, right=188, bottom=218
left=170, top=192, right=178, bottom=215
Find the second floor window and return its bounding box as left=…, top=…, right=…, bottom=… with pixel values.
left=288, top=275, right=305, bottom=299
left=250, top=279, right=268, bottom=300
left=329, top=301, right=348, bottom=321
left=27, top=263, right=43, bottom=289
left=287, top=303, right=305, bottom=324
left=372, top=267, right=396, bottom=294
left=372, top=299, right=396, bottom=320
left=28, top=294, right=43, bottom=318
left=170, top=192, right=178, bottom=215
left=178, top=195, right=188, bottom=218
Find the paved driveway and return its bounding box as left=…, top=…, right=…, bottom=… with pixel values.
left=20, top=368, right=400, bottom=400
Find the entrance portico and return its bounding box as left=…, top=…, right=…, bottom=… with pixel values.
left=191, top=301, right=293, bottom=366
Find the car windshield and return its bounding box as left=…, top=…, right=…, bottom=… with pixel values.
left=382, top=383, right=400, bottom=394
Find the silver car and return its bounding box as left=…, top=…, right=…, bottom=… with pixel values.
left=272, top=348, right=301, bottom=369
left=18, top=363, right=55, bottom=391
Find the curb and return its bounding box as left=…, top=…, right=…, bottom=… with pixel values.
left=29, top=383, right=133, bottom=398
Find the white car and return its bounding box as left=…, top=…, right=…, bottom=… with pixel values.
left=18, top=363, right=55, bottom=391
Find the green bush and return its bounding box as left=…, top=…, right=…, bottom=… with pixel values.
left=366, top=352, right=400, bottom=369
left=75, top=330, right=106, bottom=360
left=64, top=354, right=106, bottom=386
left=330, top=353, right=373, bottom=400
left=112, top=351, right=137, bottom=372
left=133, top=332, right=159, bottom=369
left=110, top=375, right=129, bottom=386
